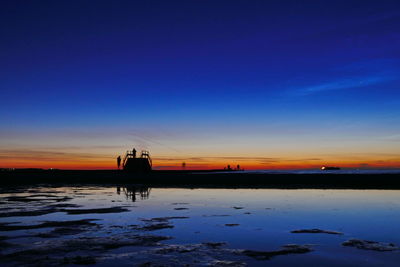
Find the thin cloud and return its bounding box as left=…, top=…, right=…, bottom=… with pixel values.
left=0, top=149, right=113, bottom=162
left=153, top=156, right=281, bottom=162
left=379, top=134, right=400, bottom=142
left=153, top=156, right=323, bottom=164
left=28, top=145, right=124, bottom=150
left=128, top=132, right=181, bottom=153
left=297, top=76, right=393, bottom=95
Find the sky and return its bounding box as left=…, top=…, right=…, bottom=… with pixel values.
left=1, top=0, right=400, bottom=170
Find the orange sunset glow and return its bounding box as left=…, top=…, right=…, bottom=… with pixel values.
left=1, top=148, right=399, bottom=170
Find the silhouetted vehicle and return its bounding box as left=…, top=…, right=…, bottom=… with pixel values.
left=321, top=166, right=341, bottom=170
left=122, top=148, right=152, bottom=172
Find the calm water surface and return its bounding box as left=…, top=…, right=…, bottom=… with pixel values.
left=1, top=186, right=399, bottom=266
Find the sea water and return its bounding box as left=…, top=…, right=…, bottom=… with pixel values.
left=1, top=186, right=399, bottom=266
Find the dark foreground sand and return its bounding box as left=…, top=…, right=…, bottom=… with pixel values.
left=1, top=170, right=400, bottom=189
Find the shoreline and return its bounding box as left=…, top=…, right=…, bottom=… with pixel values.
left=1, top=170, right=400, bottom=189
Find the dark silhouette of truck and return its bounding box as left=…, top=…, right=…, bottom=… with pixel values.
left=122, top=149, right=152, bottom=172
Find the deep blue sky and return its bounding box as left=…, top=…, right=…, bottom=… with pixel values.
left=1, top=0, right=400, bottom=169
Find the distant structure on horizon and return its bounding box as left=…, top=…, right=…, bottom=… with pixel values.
left=120, top=148, right=152, bottom=173
left=223, top=164, right=244, bottom=171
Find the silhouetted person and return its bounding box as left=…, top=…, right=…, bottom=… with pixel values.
left=132, top=148, right=137, bottom=158
left=117, top=156, right=121, bottom=170
left=227, top=164, right=231, bottom=171
left=237, top=164, right=240, bottom=170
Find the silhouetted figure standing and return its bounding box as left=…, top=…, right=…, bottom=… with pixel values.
left=132, top=148, right=137, bottom=158
left=237, top=164, right=240, bottom=170
left=117, top=156, right=121, bottom=170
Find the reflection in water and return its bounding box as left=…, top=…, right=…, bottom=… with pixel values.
left=1, top=187, right=400, bottom=266
left=116, top=185, right=151, bottom=201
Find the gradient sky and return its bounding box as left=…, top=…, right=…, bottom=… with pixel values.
left=1, top=0, right=400, bottom=169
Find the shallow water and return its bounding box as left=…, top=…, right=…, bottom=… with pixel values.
left=1, top=186, right=400, bottom=266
